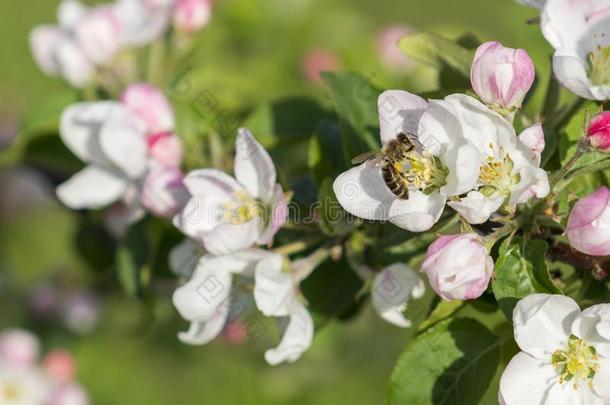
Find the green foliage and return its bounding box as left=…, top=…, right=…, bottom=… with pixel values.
left=116, top=220, right=151, bottom=297
left=492, top=237, right=562, bottom=321
left=389, top=318, right=501, bottom=405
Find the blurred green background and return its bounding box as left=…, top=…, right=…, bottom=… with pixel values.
left=0, top=0, right=550, bottom=403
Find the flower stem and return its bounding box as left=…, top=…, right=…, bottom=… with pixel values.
left=273, top=236, right=323, bottom=256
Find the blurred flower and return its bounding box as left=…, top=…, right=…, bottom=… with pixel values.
left=470, top=41, right=535, bottom=114
left=376, top=25, right=414, bottom=70
left=421, top=233, right=493, bottom=301
left=174, top=0, right=212, bottom=33
left=221, top=320, right=248, bottom=345
left=43, top=351, right=76, bottom=384
left=567, top=186, right=610, bottom=256
left=423, top=95, right=549, bottom=224
left=371, top=264, right=425, bottom=328
left=254, top=254, right=314, bottom=365
left=141, top=165, right=190, bottom=219
left=147, top=131, right=184, bottom=168
left=540, top=0, right=610, bottom=100
left=74, top=5, right=122, bottom=65
left=587, top=111, right=610, bottom=153
left=48, top=383, right=90, bottom=405
left=0, top=329, right=40, bottom=368
left=301, top=49, right=341, bottom=85
left=0, top=363, right=50, bottom=405
left=61, top=291, right=101, bottom=335
left=514, top=0, right=546, bottom=8
left=115, top=0, right=173, bottom=46
left=333, top=90, right=480, bottom=232
left=29, top=284, right=60, bottom=320
left=499, top=294, right=610, bottom=404
left=120, top=83, right=175, bottom=135
left=174, top=128, right=288, bottom=255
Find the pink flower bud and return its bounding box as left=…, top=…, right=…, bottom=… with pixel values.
left=174, top=0, right=212, bottom=33
left=75, top=6, right=122, bottom=65
left=301, top=49, right=341, bottom=85
left=376, top=25, right=414, bottom=70
left=141, top=165, right=190, bottom=218
left=147, top=131, right=184, bottom=168
left=43, top=350, right=76, bottom=383
left=120, top=84, right=174, bottom=134
left=470, top=41, right=535, bottom=111
left=0, top=329, right=40, bottom=367
left=587, top=111, right=610, bottom=153
left=567, top=186, right=610, bottom=256
left=421, top=233, right=494, bottom=301
left=49, top=383, right=90, bottom=405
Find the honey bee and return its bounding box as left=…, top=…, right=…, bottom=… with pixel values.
left=350, top=133, right=417, bottom=199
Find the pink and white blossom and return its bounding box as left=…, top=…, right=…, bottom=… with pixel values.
left=0, top=329, right=40, bottom=368
left=141, top=165, right=190, bottom=219
left=120, top=83, right=175, bottom=134
left=376, top=25, right=414, bottom=70
left=174, top=0, right=212, bottom=33
left=567, top=186, right=610, bottom=257
left=470, top=41, right=535, bottom=113
left=421, top=233, right=494, bottom=301
left=587, top=111, right=610, bottom=153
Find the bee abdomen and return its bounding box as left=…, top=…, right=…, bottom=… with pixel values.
left=381, top=162, right=409, bottom=199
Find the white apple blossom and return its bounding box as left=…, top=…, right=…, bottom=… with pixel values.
left=514, top=0, right=546, bottom=9
left=500, top=294, right=610, bottom=405
left=541, top=0, right=610, bottom=100
left=0, top=363, right=50, bottom=405
left=418, top=94, right=549, bottom=224
left=333, top=90, right=481, bottom=232
left=115, top=0, right=174, bottom=46
left=173, top=128, right=288, bottom=255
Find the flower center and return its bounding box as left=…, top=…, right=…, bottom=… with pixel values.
left=2, top=383, right=21, bottom=401
left=589, top=42, right=610, bottom=86
left=398, top=151, right=448, bottom=194
left=477, top=144, right=519, bottom=196
left=223, top=192, right=263, bottom=224
left=551, top=335, right=599, bottom=390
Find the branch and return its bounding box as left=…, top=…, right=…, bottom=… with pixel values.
left=548, top=242, right=608, bottom=280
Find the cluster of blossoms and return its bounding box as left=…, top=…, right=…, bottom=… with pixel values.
left=0, top=329, right=89, bottom=405
left=30, top=0, right=212, bottom=87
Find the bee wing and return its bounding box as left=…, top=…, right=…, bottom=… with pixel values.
left=351, top=151, right=381, bottom=165
left=404, top=132, right=425, bottom=150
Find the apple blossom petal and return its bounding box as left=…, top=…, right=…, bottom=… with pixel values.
left=54, top=37, right=94, bottom=88
left=545, top=380, right=605, bottom=405
left=254, top=254, right=293, bottom=317
left=57, top=0, right=88, bottom=30
left=30, top=25, right=62, bottom=76
left=0, top=329, right=40, bottom=367
left=372, top=264, right=424, bottom=328
left=388, top=190, right=445, bottom=232
left=264, top=302, right=314, bottom=366
left=552, top=53, right=597, bottom=100
left=513, top=294, right=580, bottom=358
left=258, top=184, right=288, bottom=245
left=499, top=352, right=556, bottom=405
left=177, top=299, right=230, bottom=345
left=75, top=6, right=122, bottom=65
left=377, top=90, right=427, bottom=144
left=592, top=358, right=610, bottom=399
left=141, top=165, right=189, bottom=218
left=173, top=0, right=212, bottom=33
left=448, top=191, right=505, bottom=224
left=234, top=128, right=276, bottom=202
left=509, top=166, right=550, bottom=206
left=440, top=139, right=481, bottom=196
left=147, top=132, right=184, bottom=168
left=417, top=99, right=463, bottom=155
left=49, top=382, right=89, bottom=405
left=115, top=0, right=171, bottom=45
left=60, top=101, right=122, bottom=165
left=172, top=258, right=232, bottom=322
left=203, top=218, right=262, bottom=256
left=519, top=124, right=545, bottom=165
left=99, top=106, right=148, bottom=179
left=333, top=161, right=397, bottom=221
left=567, top=187, right=610, bottom=256
left=169, top=239, right=204, bottom=279
left=570, top=303, right=610, bottom=358
left=120, top=84, right=175, bottom=134
left=56, top=165, right=128, bottom=209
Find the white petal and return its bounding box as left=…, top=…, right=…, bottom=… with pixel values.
left=169, top=239, right=204, bottom=279
left=60, top=101, right=122, bottom=165
left=54, top=37, right=94, bottom=88
left=417, top=99, right=463, bottom=155
left=499, top=352, right=556, bottom=405
left=518, top=124, right=545, bottom=166
left=545, top=380, right=605, bottom=405
left=203, top=219, right=262, bottom=256
left=571, top=303, right=610, bottom=358
left=264, top=302, right=314, bottom=366
left=513, top=294, right=580, bottom=358
left=440, top=139, right=481, bottom=196
left=377, top=90, right=427, bottom=144
left=234, top=128, right=276, bottom=202
left=509, top=166, right=550, bottom=205
left=333, top=161, right=396, bottom=221
left=177, top=299, right=230, bottom=345
left=56, top=165, right=128, bottom=209
left=254, top=254, right=293, bottom=317
left=173, top=169, right=243, bottom=239
left=58, top=0, right=88, bottom=29
left=592, top=358, right=610, bottom=399
left=99, top=106, right=148, bottom=179
left=388, top=190, right=445, bottom=232
left=372, top=264, right=424, bottom=328
left=29, top=25, right=62, bottom=76
left=552, top=53, right=597, bottom=100
left=172, top=258, right=232, bottom=322
left=257, top=184, right=288, bottom=245
left=448, top=191, right=505, bottom=224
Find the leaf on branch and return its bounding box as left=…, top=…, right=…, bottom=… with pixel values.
left=492, top=237, right=562, bottom=321
left=389, top=318, right=501, bottom=405
left=398, top=32, right=474, bottom=79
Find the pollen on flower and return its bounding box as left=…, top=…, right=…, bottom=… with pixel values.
left=589, top=34, right=610, bottom=86
left=551, top=335, right=599, bottom=390
left=399, top=151, right=448, bottom=194
left=2, top=382, right=21, bottom=401
left=478, top=146, right=517, bottom=194
left=223, top=192, right=262, bottom=224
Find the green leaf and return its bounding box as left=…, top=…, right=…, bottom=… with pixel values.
left=492, top=237, right=562, bottom=321
left=418, top=300, right=464, bottom=332
left=321, top=71, right=381, bottom=162
left=115, top=220, right=150, bottom=297
left=398, top=32, right=474, bottom=79
left=308, top=119, right=346, bottom=185
left=389, top=318, right=501, bottom=405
